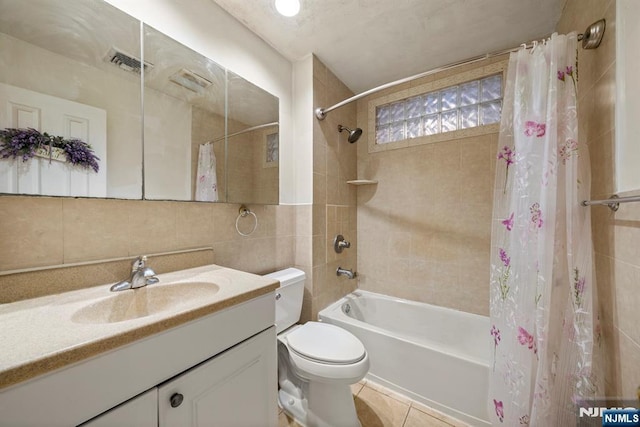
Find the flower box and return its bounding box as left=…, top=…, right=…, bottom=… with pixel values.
left=0, top=128, right=99, bottom=172
left=33, top=145, right=67, bottom=163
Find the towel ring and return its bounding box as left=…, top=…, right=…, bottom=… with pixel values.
left=235, top=205, right=258, bottom=236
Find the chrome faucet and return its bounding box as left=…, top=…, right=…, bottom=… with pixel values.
left=336, top=267, right=357, bottom=279
left=110, top=256, right=159, bottom=292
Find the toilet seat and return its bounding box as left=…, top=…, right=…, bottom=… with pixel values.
left=286, top=322, right=365, bottom=364
left=279, top=322, right=369, bottom=384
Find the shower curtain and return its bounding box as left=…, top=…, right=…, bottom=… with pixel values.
left=195, top=142, right=218, bottom=202
left=489, top=33, right=602, bottom=425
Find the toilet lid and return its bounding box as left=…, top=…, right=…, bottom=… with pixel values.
left=286, top=322, right=365, bottom=364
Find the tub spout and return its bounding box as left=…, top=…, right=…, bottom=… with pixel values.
left=336, top=267, right=357, bottom=279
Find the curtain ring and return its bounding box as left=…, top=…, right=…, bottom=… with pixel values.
left=530, top=40, right=538, bottom=53
left=235, top=205, right=258, bottom=236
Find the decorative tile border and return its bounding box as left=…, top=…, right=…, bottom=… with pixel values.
left=0, top=247, right=214, bottom=303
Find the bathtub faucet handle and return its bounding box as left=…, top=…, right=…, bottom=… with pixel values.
left=333, top=235, right=351, bottom=253
left=336, top=267, right=357, bottom=279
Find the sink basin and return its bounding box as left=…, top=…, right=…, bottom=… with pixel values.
left=71, top=282, right=220, bottom=324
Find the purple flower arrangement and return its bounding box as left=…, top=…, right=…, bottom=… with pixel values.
left=0, top=127, right=99, bottom=172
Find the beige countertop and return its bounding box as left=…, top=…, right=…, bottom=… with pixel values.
left=0, top=264, right=278, bottom=390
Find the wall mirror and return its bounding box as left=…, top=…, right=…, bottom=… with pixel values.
left=142, top=25, right=279, bottom=204
left=0, top=0, right=280, bottom=205
left=616, top=0, right=640, bottom=193
left=0, top=0, right=142, bottom=199
left=142, top=24, right=226, bottom=202
left=226, top=71, right=279, bottom=205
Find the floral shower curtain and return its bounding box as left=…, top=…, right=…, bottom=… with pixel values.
left=489, top=33, right=602, bottom=425
left=195, top=142, right=218, bottom=202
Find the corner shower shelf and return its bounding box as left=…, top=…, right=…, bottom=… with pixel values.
left=346, top=180, right=378, bottom=186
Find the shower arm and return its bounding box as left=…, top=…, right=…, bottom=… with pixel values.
left=315, top=19, right=605, bottom=121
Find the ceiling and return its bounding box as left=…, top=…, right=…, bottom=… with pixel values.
left=211, top=0, right=567, bottom=94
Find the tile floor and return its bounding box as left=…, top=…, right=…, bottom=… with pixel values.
left=278, top=379, right=470, bottom=427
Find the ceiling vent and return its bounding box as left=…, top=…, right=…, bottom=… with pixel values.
left=169, top=68, right=213, bottom=93
left=105, top=47, right=153, bottom=74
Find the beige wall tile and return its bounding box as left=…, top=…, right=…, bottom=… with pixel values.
left=313, top=141, right=327, bottom=175
left=211, top=204, right=242, bottom=242
left=312, top=234, right=326, bottom=266
left=612, top=259, right=640, bottom=345
left=127, top=200, right=176, bottom=255
left=0, top=196, right=64, bottom=271
left=175, top=202, right=214, bottom=248
left=307, top=57, right=359, bottom=315
left=313, top=172, right=327, bottom=205
left=295, top=205, right=312, bottom=237
left=312, top=204, right=326, bottom=236
left=618, top=329, right=640, bottom=398
left=1, top=193, right=294, bottom=298
left=356, top=59, right=496, bottom=312
left=275, top=236, right=296, bottom=270
left=312, top=54, right=327, bottom=87
left=0, top=248, right=215, bottom=303
left=275, top=205, right=295, bottom=237
left=63, top=198, right=130, bottom=263
left=295, top=236, right=313, bottom=268
left=588, top=64, right=616, bottom=143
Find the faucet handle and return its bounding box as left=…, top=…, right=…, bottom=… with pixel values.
left=333, top=235, right=351, bottom=253
left=132, top=255, right=147, bottom=271
left=142, top=267, right=156, bottom=277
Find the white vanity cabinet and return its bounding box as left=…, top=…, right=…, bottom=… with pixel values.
left=80, top=389, right=158, bottom=427
left=81, top=327, right=276, bottom=427
left=158, top=327, right=276, bottom=427
left=0, top=292, right=277, bottom=427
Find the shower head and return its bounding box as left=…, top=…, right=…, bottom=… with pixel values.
left=338, top=125, right=362, bottom=143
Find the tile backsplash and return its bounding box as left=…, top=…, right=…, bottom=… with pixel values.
left=0, top=196, right=296, bottom=299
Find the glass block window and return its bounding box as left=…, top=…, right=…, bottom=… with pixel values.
left=375, top=74, right=502, bottom=144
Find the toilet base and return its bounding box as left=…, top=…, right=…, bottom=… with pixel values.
left=279, top=381, right=361, bottom=427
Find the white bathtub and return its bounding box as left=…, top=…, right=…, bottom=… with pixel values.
left=318, top=290, right=490, bottom=426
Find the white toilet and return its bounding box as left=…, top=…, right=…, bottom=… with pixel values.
left=265, top=268, right=369, bottom=427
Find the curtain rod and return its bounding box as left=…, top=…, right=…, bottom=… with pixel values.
left=581, top=194, right=640, bottom=212
left=314, top=19, right=605, bottom=121
left=203, top=121, right=279, bottom=145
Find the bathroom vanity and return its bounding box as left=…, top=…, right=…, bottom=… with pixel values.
left=0, top=265, right=279, bottom=426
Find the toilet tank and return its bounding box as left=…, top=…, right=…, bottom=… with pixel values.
left=263, top=268, right=305, bottom=333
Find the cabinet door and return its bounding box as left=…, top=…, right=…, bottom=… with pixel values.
left=158, top=326, right=277, bottom=427
left=79, top=388, right=157, bottom=427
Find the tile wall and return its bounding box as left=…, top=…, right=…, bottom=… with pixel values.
left=0, top=196, right=295, bottom=296
left=299, top=55, right=359, bottom=320
left=354, top=58, right=506, bottom=316
left=558, top=0, right=640, bottom=399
